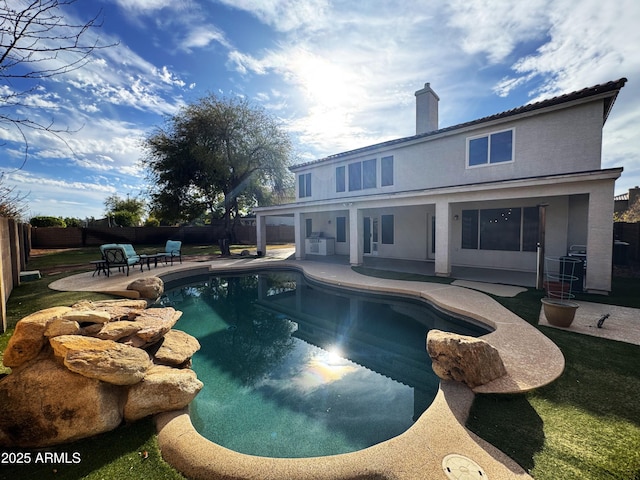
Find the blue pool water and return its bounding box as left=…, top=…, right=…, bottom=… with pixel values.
left=162, top=270, right=489, bottom=458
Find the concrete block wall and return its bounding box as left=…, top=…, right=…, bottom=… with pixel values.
left=0, top=219, right=26, bottom=332
left=31, top=225, right=295, bottom=249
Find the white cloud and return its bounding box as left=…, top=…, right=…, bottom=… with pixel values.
left=5, top=170, right=118, bottom=219
left=156, top=66, right=186, bottom=87
left=181, top=25, right=231, bottom=52
left=227, top=50, right=267, bottom=75
left=445, top=0, right=551, bottom=64
left=216, top=0, right=331, bottom=32
left=112, top=0, right=184, bottom=14
left=506, top=0, right=639, bottom=96
left=226, top=2, right=468, bottom=156
left=42, top=36, right=190, bottom=117
left=79, top=102, right=100, bottom=113
left=493, top=74, right=535, bottom=98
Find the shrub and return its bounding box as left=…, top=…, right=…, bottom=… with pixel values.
left=144, top=216, right=160, bottom=227
left=64, top=217, right=84, bottom=227
left=30, top=216, right=66, bottom=227
left=110, top=211, right=137, bottom=227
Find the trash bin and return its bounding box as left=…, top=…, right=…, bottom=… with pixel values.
left=560, top=256, right=584, bottom=293
left=613, top=240, right=630, bottom=266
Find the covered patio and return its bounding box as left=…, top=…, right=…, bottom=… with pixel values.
left=303, top=254, right=537, bottom=288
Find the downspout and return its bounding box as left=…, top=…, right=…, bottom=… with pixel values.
left=536, top=203, right=548, bottom=290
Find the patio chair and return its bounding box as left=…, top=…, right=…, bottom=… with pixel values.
left=161, top=240, right=182, bottom=265
left=120, top=243, right=141, bottom=265
left=100, top=243, right=141, bottom=276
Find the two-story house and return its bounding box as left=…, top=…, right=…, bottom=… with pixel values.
left=255, top=78, right=627, bottom=294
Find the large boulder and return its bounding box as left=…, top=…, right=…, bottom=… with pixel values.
left=124, top=365, right=203, bottom=422
left=150, top=329, right=201, bottom=367
left=426, top=329, right=507, bottom=388
left=3, top=306, right=73, bottom=368
left=127, top=277, right=164, bottom=300
left=0, top=355, right=124, bottom=448
left=49, top=335, right=152, bottom=385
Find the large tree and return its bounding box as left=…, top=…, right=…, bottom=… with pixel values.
left=0, top=0, right=114, bottom=165
left=142, top=94, right=293, bottom=252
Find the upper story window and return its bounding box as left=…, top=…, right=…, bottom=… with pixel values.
left=348, top=162, right=361, bottom=191
left=381, top=156, right=394, bottom=186
left=363, top=159, right=376, bottom=188
left=299, top=173, right=311, bottom=198
left=467, top=129, right=514, bottom=167
left=348, top=159, right=376, bottom=191
left=336, top=166, right=345, bottom=192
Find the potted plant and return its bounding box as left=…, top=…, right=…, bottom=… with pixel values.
left=541, top=257, right=580, bottom=327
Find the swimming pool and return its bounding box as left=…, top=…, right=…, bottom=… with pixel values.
left=163, top=270, right=491, bottom=458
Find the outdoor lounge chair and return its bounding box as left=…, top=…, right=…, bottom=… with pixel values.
left=100, top=243, right=141, bottom=276
left=161, top=240, right=182, bottom=265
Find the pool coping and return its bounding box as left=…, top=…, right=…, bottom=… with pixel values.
left=50, top=257, right=565, bottom=479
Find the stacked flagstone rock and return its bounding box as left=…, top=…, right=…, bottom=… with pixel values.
left=0, top=280, right=203, bottom=448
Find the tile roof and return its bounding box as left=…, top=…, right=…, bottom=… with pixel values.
left=290, top=77, right=627, bottom=171
left=614, top=192, right=629, bottom=201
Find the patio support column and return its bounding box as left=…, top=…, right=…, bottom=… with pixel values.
left=294, top=211, right=305, bottom=261
left=256, top=214, right=267, bottom=256
left=586, top=185, right=615, bottom=294
left=434, top=200, right=451, bottom=277
left=348, top=205, right=362, bottom=265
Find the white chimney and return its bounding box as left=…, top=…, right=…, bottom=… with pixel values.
left=415, top=83, right=439, bottom=135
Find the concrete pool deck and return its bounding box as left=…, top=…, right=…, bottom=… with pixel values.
left=48, top=252, right=570, bottom=479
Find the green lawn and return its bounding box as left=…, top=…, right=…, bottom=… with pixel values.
left=467, top=326, right=640, bottom=480
left=466, top=277, right=640, bottom=480
left=2, top=250, right=639, bottom=479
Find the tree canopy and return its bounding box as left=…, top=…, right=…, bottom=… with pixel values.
left=142, top=94, right=293, bottom=238
left=104, top=194, right=146, bottom=227
left=615, top=197, right=640, bottom=223
left=0, top=173, right=28, bottom=219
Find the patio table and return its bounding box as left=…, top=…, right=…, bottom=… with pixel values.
left=90, top=260, right=108, bottom=277
left=139, top=253, right=166, bottom=271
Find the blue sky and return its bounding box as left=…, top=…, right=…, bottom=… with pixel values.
left=2, top=0, right=639, bottom=220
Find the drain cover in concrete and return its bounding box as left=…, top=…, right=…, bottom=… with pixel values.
left=442, top=454, right=487, bottom=479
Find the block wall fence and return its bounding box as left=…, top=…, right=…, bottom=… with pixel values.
left=614, top=221, right=640, bottom=261
left=30, top=225, right=294, bottom=248
left=0, top=219, right=30, bottom=332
